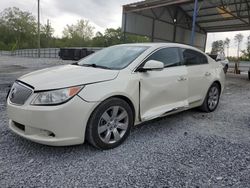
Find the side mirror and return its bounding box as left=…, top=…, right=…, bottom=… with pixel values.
left=138, top=60, right=164, bottom=72
left=216, top=59, right=221, bottom=62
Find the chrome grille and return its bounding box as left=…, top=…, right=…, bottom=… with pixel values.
left=9, top=82, right=33, bottom=105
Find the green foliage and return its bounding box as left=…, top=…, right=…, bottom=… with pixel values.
left=0, top=7, right=150, bottom=50
left=212, top=34, right=249, bottom=60
left=40, top=20, right=54, bottom=48
left=211, top=40, right=224, bottom=54
left=63, top=20, right=94, bottom=41
left=241, top=35, right=250, bottom=61
left=0, top=7, right=37, bottom=50
left=224, top=37, right=230, bottom=57
left=234, top=33, right=244, bottom=58
left=91, top=28, right=150, bottom=47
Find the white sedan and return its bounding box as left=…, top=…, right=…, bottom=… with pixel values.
left=7, top=43, right=225, bottom=149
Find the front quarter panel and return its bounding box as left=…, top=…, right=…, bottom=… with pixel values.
left=78, top=72, right=140, bottom=122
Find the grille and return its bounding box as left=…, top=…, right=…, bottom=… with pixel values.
left=9, top=82, right=33, bottom=105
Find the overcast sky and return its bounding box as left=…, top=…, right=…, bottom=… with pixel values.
left=0, top=0, right=250, bottom=56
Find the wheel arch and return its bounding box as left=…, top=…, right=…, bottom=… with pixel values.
left=87, top=95, right=136, bottom=127
left=107, top=95, right=136, bottom=122
left=213, top=80, right=222, bottom=94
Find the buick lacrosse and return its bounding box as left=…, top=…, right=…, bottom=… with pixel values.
left=7, top=43, right=225, bottom=149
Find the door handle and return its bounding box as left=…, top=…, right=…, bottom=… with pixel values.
left=205, top=72, right=211, bottom=76
left=178, top=76, right=187, bottom=81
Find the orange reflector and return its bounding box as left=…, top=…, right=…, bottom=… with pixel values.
left=69, top=87, right=82, bottom=96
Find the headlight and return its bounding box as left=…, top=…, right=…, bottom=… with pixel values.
left=31, top=86, right=83, bottom=105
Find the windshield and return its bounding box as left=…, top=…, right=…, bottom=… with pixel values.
left=78, top=45, right=149, bottom=70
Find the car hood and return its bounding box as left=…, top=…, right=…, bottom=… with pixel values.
left=19, top=65, right=119, bottom=90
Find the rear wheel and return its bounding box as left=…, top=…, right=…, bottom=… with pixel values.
left=200, top=83, right=220, bottom=112
left=86, top=98, right=133, bottom=150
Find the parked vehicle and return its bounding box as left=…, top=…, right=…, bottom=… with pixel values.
left=7, top=43, right=225, bottom=149
left=208, top=54, right=229, bottom=73
left=59, top=48, right=95, bottom=60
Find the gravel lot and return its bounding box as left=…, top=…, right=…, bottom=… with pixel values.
left=0, top=56, right=250, bottom=187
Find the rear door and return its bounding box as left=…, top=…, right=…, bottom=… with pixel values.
left=181, top=48, right=212, bottom=105
left=139, top=47, right=188, bottom=121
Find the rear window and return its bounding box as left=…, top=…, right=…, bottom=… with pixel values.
left=182, top=49, right=208, bottom=65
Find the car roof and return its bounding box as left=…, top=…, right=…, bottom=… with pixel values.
left=117, top=42, right=204, bottom=53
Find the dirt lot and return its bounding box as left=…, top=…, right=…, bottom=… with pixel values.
left=0, top=56, right=250, bottom=187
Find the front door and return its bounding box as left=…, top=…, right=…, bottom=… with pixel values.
left=139, top=47, right=188, bottom=121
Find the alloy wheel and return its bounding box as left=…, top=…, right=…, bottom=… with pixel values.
left=208, top=86, right=219, bottom=110
left=98, top=106, right=129, bottom=144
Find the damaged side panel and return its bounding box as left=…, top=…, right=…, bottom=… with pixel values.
left=139, top=66, right=189, bottom=121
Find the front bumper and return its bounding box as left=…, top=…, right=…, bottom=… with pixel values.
left=7, top=95, right=98, bottom=146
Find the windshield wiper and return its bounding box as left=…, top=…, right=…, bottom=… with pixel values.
left=81, top=64, right=111, bottom=70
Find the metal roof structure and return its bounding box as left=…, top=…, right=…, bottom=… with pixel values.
left=122, top=0, right=250, bottom=50
left=123, top=0, right=250, bottom=32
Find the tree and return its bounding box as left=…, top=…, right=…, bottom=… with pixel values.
left=103, top=28, right=124, bottom=46
left=211, top=40, right=224, bottom=54
left=41, top=20, right=54, bottom=38
left=0, top=7, right=37, bottom=50
left=63, top=19, right=94, bottom=40
left=91, top=32, right=106, bottom=47
left=40, top=20, right=54, bottom=48
left=91, top=28, right=150, bottom=47
left=0, top=7, right=149, bottom=50
left=234, top=33, right=243, bottom=74
left=241, top=35, right=250, bottom=61
left=224, top=37, right=230, bottom=57
left=234, top=33, right=244, bottom=59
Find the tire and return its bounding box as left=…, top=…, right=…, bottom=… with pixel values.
left=86, top=98, right=133, bottom=150
left=200, top=82, right=221, bottom=113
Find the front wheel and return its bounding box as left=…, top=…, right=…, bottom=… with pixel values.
left=86, top=98, right=133, bottom=150
left=200, top=83, right=221, bottom=112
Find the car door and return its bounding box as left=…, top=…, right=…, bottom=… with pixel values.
left=181, top=48, right=212, bottom=105
left=138, top=47, right=188, bottom=121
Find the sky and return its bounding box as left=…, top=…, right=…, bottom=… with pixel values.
left=0, top=0, right=250, bottom=56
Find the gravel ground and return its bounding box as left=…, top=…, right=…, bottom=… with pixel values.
left=0, top=56, right=250, bottom=188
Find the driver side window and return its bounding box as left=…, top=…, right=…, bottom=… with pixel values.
left=146, top=47, right=181, bottom=67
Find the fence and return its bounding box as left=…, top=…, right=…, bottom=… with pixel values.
left=0, top=51, right=11, bottom=56
left=0, top=47, right=102, bottom=58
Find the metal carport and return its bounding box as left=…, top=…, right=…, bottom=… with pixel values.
left=122, top=0, right=250, bottom=51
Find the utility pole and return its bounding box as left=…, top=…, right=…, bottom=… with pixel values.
left=38, top=0, right=40, bottom=58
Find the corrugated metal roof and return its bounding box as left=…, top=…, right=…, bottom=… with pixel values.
left=123, top=0, right=250, bottom=32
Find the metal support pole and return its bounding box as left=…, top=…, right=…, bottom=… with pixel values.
left=204, top=33, right=208, bottom=52
left=123, top=13, right=127, bottom=43
left=151, top=19, right=155, bottom=42
left=190, top=0, right=198, bottom=46
left=38, top=0, right=41, bottom=58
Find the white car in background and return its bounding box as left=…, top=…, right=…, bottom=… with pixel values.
left=7, top=43, right=225, bottom=149
left=208, top=54, right=229, bottom=73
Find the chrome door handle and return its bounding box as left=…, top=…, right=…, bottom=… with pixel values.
left=178, top=76, right=187, bottom=81
left=205, top=72, right=211, bottom=76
